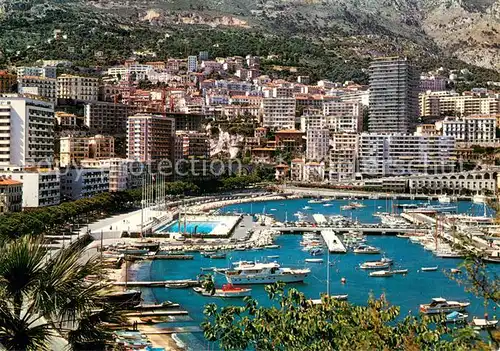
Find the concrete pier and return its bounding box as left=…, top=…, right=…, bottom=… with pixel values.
left=321, top=230, right=347, bottom=253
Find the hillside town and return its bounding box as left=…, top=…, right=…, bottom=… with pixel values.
left=0, top=54, right=499, bottom=211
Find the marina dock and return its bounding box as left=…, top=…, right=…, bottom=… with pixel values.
left=113, top=279, right=199, bottom=287
left=321, top=230, right=347, bottom=253
left=124, top=310, right=189, bottom=317
left=126, top=254, right=194, bottom=260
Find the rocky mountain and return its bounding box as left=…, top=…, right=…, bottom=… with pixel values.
left=0, top=0, right=499, bottom=74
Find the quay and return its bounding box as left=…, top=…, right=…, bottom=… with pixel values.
left=276, top=226, right=421, bottom=235
left=312, top=214, right=328, bottom=225
left=126, top=254, right=194, bottom=261
left=124, top=310, right=189, bottom=317
left=321, top=230, right=347, bottom=253
left=113, top=279, right=199, bottom=287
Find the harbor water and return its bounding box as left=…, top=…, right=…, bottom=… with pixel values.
left=133, top=198, right=499, bottom=350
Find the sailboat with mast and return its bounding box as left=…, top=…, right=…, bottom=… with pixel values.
left=310, top=244, right=348, bottom=304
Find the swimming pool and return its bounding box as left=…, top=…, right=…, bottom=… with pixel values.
left=159, top=221, right=219, bottom=235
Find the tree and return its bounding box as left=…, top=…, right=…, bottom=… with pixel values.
left=202, top=282, right=486, bottom=351
left=0, top=234, right=123, bottom=350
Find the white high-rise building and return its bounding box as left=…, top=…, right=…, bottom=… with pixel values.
left=262, top=89, right=296, bottom=131
left=306, top=129, right=329, bottom=162
left=0, top=95, right=54, bottom=167
left=16, top=66, right=57, bottom=79
left=359, top=133, right=455, bottom=176
left=368, top=57, right=419, bottom=133
left=329, top=133, right=359, bottom=182
left=60, top=167, right=109, bottom=201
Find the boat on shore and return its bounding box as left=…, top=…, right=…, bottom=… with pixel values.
left=369, top=270, right=393, bottom=277
left=225, top=262, right=310, bottom=284
left=419, top=298, right=470, bottom=314
left=421, top=266, right=438, bottom=272
left=305, top=258, right=324, bottom=263
left=193, top=284, right=252, bottom=298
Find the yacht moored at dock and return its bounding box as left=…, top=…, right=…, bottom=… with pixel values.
left=193, top=284, right=252, bottom=298
left=225, top=262, right=310, bottom=284
left=419, top=298, right=470, bottom=314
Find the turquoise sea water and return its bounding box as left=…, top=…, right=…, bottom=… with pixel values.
left=131, top=198, right=499, bottom=350
left=158, top=220, right=219, bottom=234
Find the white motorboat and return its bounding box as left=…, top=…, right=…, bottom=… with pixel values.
left=310, top=294, right=349, bottom=304
left=353, top=245, right=380, bottom=254
left=419, top=298, right=470, bottom=314
left=265, top=244, right=280, bottom=249
left=446, top=311, right=468, bottom=323
left=193, top=284, right=252, bottom=298
left=359, top=261, right=391, bottom=270
left=435, top=251, right=463, bottom=258
left=341, top=205, right=355, bottom=211
left=450, top=268, right=462, bottom=274
left=303, top=206, right=312, bottom=210
left=323, top=203, right=333, bottom=207
left=267, top=255, right=280, bottom=259
left=225, top=262, right=310, bottom=285
left=369, top=270, right=394, bottom=277
left=305, top=258, right=324, bottom=263
left=308, top=199, right=322, bottom=204
left=349, top=201, right=366, bottom=208
left=421, top=266, right=438, bottom=272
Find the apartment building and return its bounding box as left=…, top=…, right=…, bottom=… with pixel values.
left=127, top=114, right=175, bottom=163
left=359, top=133, right=456, bottom=176
left=60, top=167, right=109, bottom=201
left=16, top=66, right=57, bottom=79
left=300, top=112, right=326, bottom=132
left=57, top=74, right=99, bottom=101
left=59, top=135, right=115, bottom=167
left=84, top=101, right=132, bottom=134
left=368, top=57, right=420, bottom=133
left=0, top=177, right=22, bottom=213
left=17, top=76, right=58, bottom=104
left=55, top=111, right=79, bottom=127
left=306, top=129, right=329, bottom=161
left=323, top=100, right=362, bottom=133
left=0, top=169, right=60, bottom=208
left=437, top=115, right=497, bottom=143
left=329, top=133, right=359, bottom=182
left=107, top=64, right=154, bottom=81
left=420, top=75, right=447, bottom=92
left=187, top=56, right=198, bottom=72
left=420, top=91, right=500, bottom=117
left=275, top=129, right=304, bottom=155
left=0, top=71, right=17, bottom=93
left=262, top=96, right=296, bottom=130
left=0, top=95, right=54, bottom=167
left=81, top=158, right=143, bottom=192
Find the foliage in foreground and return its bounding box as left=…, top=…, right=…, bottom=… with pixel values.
left=0, top=234, right=122, bottom=351
left=202, top=282, right=487, bottom=351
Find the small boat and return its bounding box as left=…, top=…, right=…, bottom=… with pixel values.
left=450, top=268, right=462, bottom=274
left=369, top=270, right=394, bottom=277
left=305, top=258, right=324, bottom=263
left=234, top=246, right=246, bottom=251
left=471, top=318, right=498, bottom=329
left=483, top=256, right=500, bottom=263
left=309, top=248, right=324, bottom=256
left=213, top=268, right=228, bottom=273
left=472, top=194, right=486, bottom=204
left=303, top=206, right=312, bottom=210
left=353, top=245, right=380, bottom=254
left=253, top=247, right=264, bottom=251
left=270, top=208, right=277, bottom=212
left=438, top=195, right=451, bottom=204
left=308, top=199, right=323, bottom=204
left=392, top=269, right=408, bottom=274
left=193, top=284, right=252, bottom=298
left=359, top=261, right=391, bottom=270
left=265, top=244, right=280, bottom=249
left=267, top=255, right=280, bottom=259
left=419, top=298, right=470, bottom=314
left=210, top=253, right=227, bottom=259
left=446, top=311, right=468, bottom=323
left=310, top=294, right=349, bottom=304
left=323, top=203, right=333, bottom=207
left=421, top=266, right=438, bottom=272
